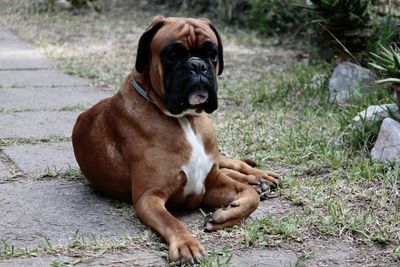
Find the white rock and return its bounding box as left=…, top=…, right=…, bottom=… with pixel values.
left=329, top=61, right=378, bottom=104
left=371, top=118, right=400, bottom=162
left=353, top=103, right=400, bottom=127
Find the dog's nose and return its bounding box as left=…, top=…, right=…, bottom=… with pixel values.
left=188, top=58, right=208, bottom=75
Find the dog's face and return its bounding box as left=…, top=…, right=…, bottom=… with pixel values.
left=135, top=16, right=223, bottom=117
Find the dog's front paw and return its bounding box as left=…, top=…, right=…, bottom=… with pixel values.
left=255, top=170, right=280, bottom=186
left=169, top=234, right=206, bottom=265
left=254, top=177, right=278, bottom=200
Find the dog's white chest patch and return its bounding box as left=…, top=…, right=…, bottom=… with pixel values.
left=178, top=117, right=213, bottom=196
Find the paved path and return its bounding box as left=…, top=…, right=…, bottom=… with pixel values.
left=0, top=27, right=297, bottom=266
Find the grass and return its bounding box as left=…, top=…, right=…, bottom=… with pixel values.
left=37, top=165, right=86, bottom=182
left=0, top=135, right=70, bottom=147
left=0, top=232, right=136, bottom=262
left=0, top=0, right=399, bottom=265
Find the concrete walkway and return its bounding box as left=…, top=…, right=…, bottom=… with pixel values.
left=0, top=27, right=296, bottom=266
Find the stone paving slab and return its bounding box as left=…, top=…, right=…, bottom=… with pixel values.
left=0, top=86, right=111, bottom=111
left=0, top=256, right=75, bottom=267
left=0, top=111, right=79, bottom=138
left=0, top=160, right=11, bottom=179
left=231, top=249, right=297, bottom=267
left=0, top=249, right=166, bottom=267
left=0, top=49, right=57, bottom=70
left=0, top=69, right=90, bottom=87
left=3, top=142, right=77, bottom=174
left=0, top=180, right=138, bottom=248
left=84, top=248, right=166, bottom=266
left=0, top=27, right=34, bottom=52
left=0, top=26, right=57, bottom=69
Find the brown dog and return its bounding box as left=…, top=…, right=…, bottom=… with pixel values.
left=72, top=16, right=278, bottom=264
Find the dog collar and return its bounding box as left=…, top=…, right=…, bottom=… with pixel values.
left=131, top=80, right=152, bottom=103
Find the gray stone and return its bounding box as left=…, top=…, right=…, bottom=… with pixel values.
left=0, top=111, right=79, bottom=138
left=3, top=142, right=77, bottom=174
left=353, top=103, right=400, bottom=127
left=0, top=86, right=111, bottom=111
left=231, top=249, right=297, bottom=267
left=371, top=118, right=400, bottom=162
left=0, top=160, right=11, bottom=179
left=329, top=61, right=378, bottom=104
left=0, top=180, right=138, bottom=248
left=0, top=69, right=89, bottom=88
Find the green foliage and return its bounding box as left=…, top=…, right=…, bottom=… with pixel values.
left=367, top=12, right=400, bottom=55
left=198, top=246, right=232, bottom=267
left=369, top=44, right=400, bottom=85
left=337, top=89, right=395, bottom=153
left=150, top=0, right=307, bottom=37
left=245, top=0, right=306, bottom=37
left=305, top=0, right=373, bottom=56
left=243, top=214, right=302, bottom=247
left=345, top=116, right=382, bottom=154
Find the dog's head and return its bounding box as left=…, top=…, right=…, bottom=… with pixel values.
left=134, top=16, right=223, bottom=117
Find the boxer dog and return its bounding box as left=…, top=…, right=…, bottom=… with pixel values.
left=72, top=16, right=278, bottom=264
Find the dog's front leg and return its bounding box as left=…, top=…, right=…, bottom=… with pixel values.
left=134, top=189, right=206, bottom=264
left=202, top=171, right=260, bottom=231
left=218, top=154, right=279, bottom=186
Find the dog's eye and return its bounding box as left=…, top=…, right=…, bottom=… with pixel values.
left=166, top=50, right=178, bottom=61
left=207, top=50, right=218, bottom=62
left=165, top=47, right=186, bottom=62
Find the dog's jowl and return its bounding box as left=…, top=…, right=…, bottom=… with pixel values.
left=72, top=16, right=279, bottom=264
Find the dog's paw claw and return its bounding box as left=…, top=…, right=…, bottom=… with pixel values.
left=260, top=181, right=269, bottom=192
left=255, top=177, right=276, bottom=201
left=203, top=212, right=214, bottom=231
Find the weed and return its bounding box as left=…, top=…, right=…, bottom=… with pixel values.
left=0, top=239, right=32, bottom=259
left=0, top=136, right=70, bottom=147
left=43, top=236, right=53, bottom=250
left=292, top=250, right=317, bottom=267
left=59, top=104, right=85, bottom=111
left=64, top=166, right=85, bottom=181
left=244, top=214, right=302, bottom=247
left=51, top=261, right=71, bottom=267
left=38, top=166, right=61, bottom=179
left=70, top=230, right=88, bottom=249
left=343, top=117, right=383, bottom=154
left=198, top=246, right=232, bottom=267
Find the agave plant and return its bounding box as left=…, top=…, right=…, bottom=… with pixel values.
left=305, top=0, right=373, bottom=59
left=369, top=44, right=400, bottom=101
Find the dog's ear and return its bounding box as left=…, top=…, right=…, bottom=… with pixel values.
left=207, top=22, right=224, bottom=75
left=135, top=16, right=165, bottom=73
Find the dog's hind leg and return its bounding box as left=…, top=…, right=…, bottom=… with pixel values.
left=201, top=171, right=260, bottom=231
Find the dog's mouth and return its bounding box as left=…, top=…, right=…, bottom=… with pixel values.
left=188, top=88, right=209, bottom=106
